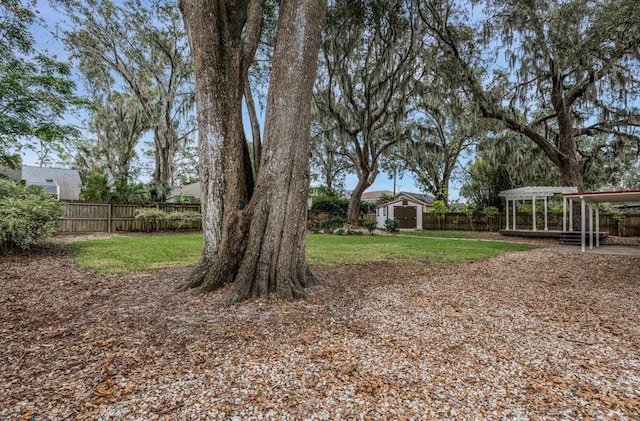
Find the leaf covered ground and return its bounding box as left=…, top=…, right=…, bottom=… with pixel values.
left=1, top=236, right=639, bottom=420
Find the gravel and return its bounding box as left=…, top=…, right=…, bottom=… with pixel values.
left=1, top=236, right=639, bottom=420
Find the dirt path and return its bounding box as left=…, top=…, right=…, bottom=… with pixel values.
left=1, top=238, right=639, bottom=420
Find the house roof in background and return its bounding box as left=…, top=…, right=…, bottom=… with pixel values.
left=375, top=192, right=434, bottom=208
left=0, top=165, right=21, bottom=181
left=361, top=190, right=394, bottom=202
left=171, top=182, right=201, bottom=198
left=21, top=165, right=81, bottom=185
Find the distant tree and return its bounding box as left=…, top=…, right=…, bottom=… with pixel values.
left=310, top=123, right=350, bottom=193
left=461, top=131, right=560, bottom=209
left=56, top=0, right=194, bottom=194
left=88, top=90, right=149, bottom=186
left=398, top=86, right=479, bottom=204
left=314, top=0, right=421, bottom=225
left=0, top=0, right=78, bottom=169
left=417, top=0, right=640, bottom=191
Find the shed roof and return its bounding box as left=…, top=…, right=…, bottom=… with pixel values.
left=375, top=193, right=432, bottom=208
left=499, top=186, right=578, bottom=200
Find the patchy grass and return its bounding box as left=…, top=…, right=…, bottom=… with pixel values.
left=73, top=233, right=533, bottom=275
left=72, top=234, right=202, bottom=275
left=395, top=230, right=473, bottom=239
left=306, top=234, right=533, bottom=267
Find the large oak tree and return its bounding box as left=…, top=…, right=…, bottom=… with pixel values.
left=180, top=0, right=326, bottom=302
left=417, top=0, right=640, bottom=191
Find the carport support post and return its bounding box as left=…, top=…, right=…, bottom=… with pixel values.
left=512, top=199, right=517, bottom=230
left=596, top=207, right=600, bottom=247
left=505, top=198, right=509, bottom=230
left=589, top=205, right=593, bottom=250
left=581, top=197, right=586, bottom=253
left=569, top=201, right=574, bottom=232
left=532, top=194, right=537, bottom=231
left=544, top=196, right=548, bottom=231
left=562, top=197, right=567, bottom=232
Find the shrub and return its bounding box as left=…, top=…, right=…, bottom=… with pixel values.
left=166, top=211, right=202, bottom=230
left=430, top=200, right=447, bottom=230
left=0, top=179, right=64, bottom=254
left=317, top=216, right=345, bottom=231
left=482, top=206, right=499, bottom=231
left=384, top=218, right=399, bottom=233
left=462, top=203, right=476, bottom=230
left=311, top=196, right=349, bottom=215
left=362, top=219, right=377, bottom=235
left=134, top=209, right=167, bottom=231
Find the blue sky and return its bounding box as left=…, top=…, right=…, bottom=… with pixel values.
left=24, top=0, right=462, bottom=201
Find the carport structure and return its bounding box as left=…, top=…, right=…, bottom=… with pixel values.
left=563, top=189, right=640, bottom=252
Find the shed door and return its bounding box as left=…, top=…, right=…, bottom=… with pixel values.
left=394, top=206, right=417, bottom=229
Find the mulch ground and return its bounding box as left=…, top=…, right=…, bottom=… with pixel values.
left=1, top=236, right=639, bottom=420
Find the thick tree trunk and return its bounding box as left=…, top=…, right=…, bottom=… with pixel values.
left=225, top=0, right=327, bottom=303
left=179, top=0, right=325, bottom=302
left=347, top=174, right=371, bottom=226
left=178, top=0, right=260, bottom=289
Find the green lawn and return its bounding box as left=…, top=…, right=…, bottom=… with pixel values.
left=73, top=234, right=203, bottom=275
left=72, top=233, right=533, bottom=275
left=306, top=233, right=532, bottom=266
left=394, top=230, right=473, bottom=239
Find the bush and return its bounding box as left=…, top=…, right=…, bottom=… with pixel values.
left=384, top=218, right=399, bottom=233
left=0, top=179, right=64, bottom=254
left=166, top=211, right=202, bottom=230
left=317, top=216, right=345, bottom=231
left=430, top=200, right=448, bottom=230
left=362, top=219, right=377, bottom=235
left=311, top=195, right=349, bottom=216
left=134, top=209, right=167, bottom=231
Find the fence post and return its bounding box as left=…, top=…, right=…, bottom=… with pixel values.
left=107, top=203, right=112, bottom=233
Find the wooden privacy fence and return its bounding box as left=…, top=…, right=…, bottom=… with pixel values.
left=364, top=211, right=639, bottom=237
left=421, top=212, right=640, bottom=236
left=58, top=203, right=639, bottom=236
left=58, top=202, right=202, bottom=234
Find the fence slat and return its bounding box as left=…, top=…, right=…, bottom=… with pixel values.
left=358, top=211, right=638, bottom=236
left=58, top=202, right=202, bottom=234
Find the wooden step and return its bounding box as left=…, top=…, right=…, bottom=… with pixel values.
left=560, top=231, right=608, bottom=245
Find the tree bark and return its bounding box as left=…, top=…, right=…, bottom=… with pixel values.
left=244, top=78, right=262, bottom=180
left=178, top=0, right=261, bottom=289
left=180, top=0, right=326, bottom=302
left=347, top=173, right=372, bottom=226
left=225, top=0, right=327, bottom=303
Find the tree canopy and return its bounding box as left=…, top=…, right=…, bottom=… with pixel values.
left=55, top=0, right=194, bottom=193
left=0, top=0, right=78, bottom=169
left=417, top=0, right=640, bottom=191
